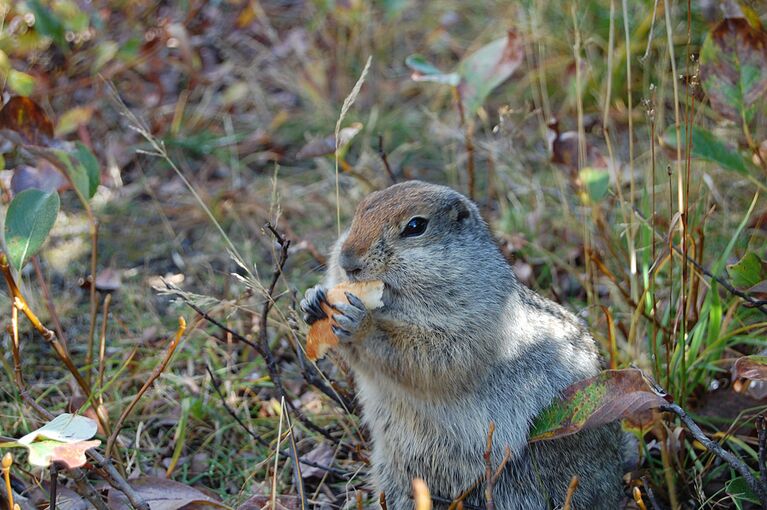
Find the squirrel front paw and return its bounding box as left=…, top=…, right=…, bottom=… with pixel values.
left=331, top=292, right=370, bottom=342
left=300, top=285, right=328, bottom=325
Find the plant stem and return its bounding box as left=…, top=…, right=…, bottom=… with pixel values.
left=661, top=403, right=767, bottom=506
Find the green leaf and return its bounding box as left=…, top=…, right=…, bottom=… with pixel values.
left=27, top=0, right=67, bottom=49
left=0, top=50, right=10, bottom=75
left=529, top=369, right=667, bottom=442
left=55, top=106, right=94, bottom=137
left=54, top=149, right=89, bottom=199
left=727, top=252, right=767, bottom=289
left=727, top=476, right=760, bottom=506
left=74, top=142, right=100, bottom=197
left=405, top=54, right=460, bottom=86
left=92, top=41, right=119, bottom=73
left=662, top=125, right=758, bottom=177
left=700, top=17, right=767, bottom=124
left=4, top=189, right=60, bottom=271
left=457, top=31, right=524, bottom=114
left=7, top=70, right=36, bottom=97
left=579, top=167, right=610, bottom=203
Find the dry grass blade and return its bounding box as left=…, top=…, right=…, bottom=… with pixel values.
left=105, top=317, right=187, bottom=458
left=335, top=56, right=372, bottom=236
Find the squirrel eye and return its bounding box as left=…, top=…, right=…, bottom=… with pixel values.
left=401, top=217, right=428, bottom=238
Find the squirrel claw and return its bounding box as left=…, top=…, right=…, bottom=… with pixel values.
left=301, top=286, right=328, bottom=325
left=332, top=299, right=369, bottom=340
left=344, top=291, right=366, bottom=310
left=331, top=324, right=352, bottom=340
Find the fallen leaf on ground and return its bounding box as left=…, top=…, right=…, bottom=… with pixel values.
left=107, top=477, right=230, bottom=510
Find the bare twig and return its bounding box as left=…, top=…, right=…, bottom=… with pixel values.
left=105, top=316, right=186, bottom=458
left=0, top=255, right=111, bottom=434
left=660, top=402, right=767, bottom=506
left=11, top=392, right=138, bottom=510
left=483, top=422, right=495, bottom=510
left=632, top=207, right=767, bottom=315
left=256, top=223, right=335, bottom=440
left=205, top=366, right=349, bottom=478
left=31, top=256, right=68, bottom=348
left=86, top=449, right=149, bottom=510
left=641, top=477, right=663, bottom=510
left=758, top=415, right=767, bottom=487
left=490, top=446, right=511, bottom=485
left=377, top=135, right=397, bottom=185
left=562, top=475, right=579, bottom=510
left=49, top=463, right=58, bottom=510
left=1, top=255, right=91, bottom=396
left=180, top=290, right=354, bottom=412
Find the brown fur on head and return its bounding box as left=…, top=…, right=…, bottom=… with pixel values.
left=342, top=181, right=468, bottom=257
left=336, top=181, right=495, bottom=294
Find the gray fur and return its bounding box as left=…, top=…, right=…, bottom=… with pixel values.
left=302, top=181, right=624, bottom=509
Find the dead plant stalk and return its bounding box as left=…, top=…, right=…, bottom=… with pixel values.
left=105, top=316, right=187, bottom=459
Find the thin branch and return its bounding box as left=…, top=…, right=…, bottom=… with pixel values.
left=490, top=446, right=511, bottom=485
left=562, top=475, right=579, bottom=510
left=642, top=476, right=664, bottom=510
left=1, top=255, right=90, bottom=395
left=758, top=415, right=767, bottom=487
left=85, top=449, right=149, bottom=510
left=631, top=207, right=767, bottom=314
left=483, top=421, right=496, bottom=510
left=0, top=255, right=110, bottom=434
left=452, top=87, right=475, bottom=200
left=377, top=135, right=397, bottom=185
left=10, top=389, right=135, bottom=510
left=31, top=256, right=68, bottom=349
left=660, top=402, right=767, bottom=506
left=675, top=245, right=767, bottom=314
left=49, top=463, right=58, bottom=510
left=105, top=317, right=186, bottom=458
left=256, top=223, right=335, bottom=440
left=205, top=366, right=349, bottom=478
left=179, top=290, right=354, bottom=412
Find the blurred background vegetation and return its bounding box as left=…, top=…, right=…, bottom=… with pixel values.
left=1, top=0, right=767, bottom=508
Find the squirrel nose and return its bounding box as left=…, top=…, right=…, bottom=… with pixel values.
left=340, top=250, right=363, bottom=278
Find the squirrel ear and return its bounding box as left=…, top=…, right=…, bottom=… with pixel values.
left=451, top=198, right=471, bottom=223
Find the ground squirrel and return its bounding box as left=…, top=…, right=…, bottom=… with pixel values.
left=301, top=181, right=623, bottom=509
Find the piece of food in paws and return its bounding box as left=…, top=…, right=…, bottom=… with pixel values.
left=306, top=280, right=384, bottom=361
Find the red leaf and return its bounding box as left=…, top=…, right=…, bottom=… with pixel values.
left=0, top=96, right=54, bottom=146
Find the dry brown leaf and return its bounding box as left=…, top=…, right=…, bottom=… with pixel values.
left=0, top=96, right=54, bottom=146
left=107, top=477, right=229, bottom=510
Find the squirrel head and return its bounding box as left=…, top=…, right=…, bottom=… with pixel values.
left=338, top=181, right=498, bottom=291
